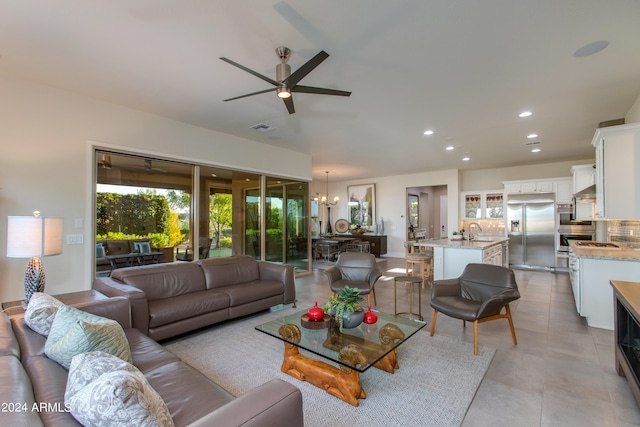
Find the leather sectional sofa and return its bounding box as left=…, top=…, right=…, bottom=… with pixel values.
left=93, top=255, right=296, bottom=341
left=1, top=295, right=304, bottom=427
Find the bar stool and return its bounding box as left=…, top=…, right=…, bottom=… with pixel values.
left=404, top=241, right=433, bottom=288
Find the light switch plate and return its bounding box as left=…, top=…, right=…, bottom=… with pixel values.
left=66, top=234, right=84, bottom=244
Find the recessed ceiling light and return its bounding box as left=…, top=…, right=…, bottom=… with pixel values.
left=462, top=156, right=470, bottom=161
left=531, top=148, right=541, bottom=153
left=573, top=40, right=608, bottom=58
left=423, top=130, right=434, bottom=136
left=445, top=146, right=455, bottom=151
left=211, top=173, right=217, bottom=177
left=519, top=111, right=532, bottom=118
left=527, top=134, right=538, bottom=139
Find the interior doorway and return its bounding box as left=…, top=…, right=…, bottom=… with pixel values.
left=406, top=185, right=447, bottom=240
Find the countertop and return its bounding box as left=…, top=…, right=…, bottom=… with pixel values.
left=569, top=240, right=640, bottom=262
left=414, top=237, right=508, bottom=250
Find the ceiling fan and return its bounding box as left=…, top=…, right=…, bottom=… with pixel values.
left=220, top=47, right=351, bottom=114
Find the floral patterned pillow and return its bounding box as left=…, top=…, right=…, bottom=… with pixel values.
left=24, top=292, right=64, bottom=336
left=65, top=351, right=174, bottom=427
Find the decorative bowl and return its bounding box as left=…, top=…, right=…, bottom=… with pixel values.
left=350, top=228, right=368, bottom=235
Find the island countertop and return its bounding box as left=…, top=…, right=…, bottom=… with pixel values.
left=414, top=237, right=508, bottom=250
left=569, top=240, right=640, bottom=262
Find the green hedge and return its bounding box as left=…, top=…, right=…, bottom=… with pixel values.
left=97, top=193, right=169, bottom=236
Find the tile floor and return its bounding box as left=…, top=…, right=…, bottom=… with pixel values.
left=298, top=257, right=640, bottom=426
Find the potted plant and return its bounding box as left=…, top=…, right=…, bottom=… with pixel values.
left=323, top=286, right=365, bottom=331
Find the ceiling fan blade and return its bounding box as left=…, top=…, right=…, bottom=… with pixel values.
left=283, top=96, right=295, bottom=114
left=223, top=88, right=276, bottom=102
left=219, top=57, right=279, bottom=86
left=292, top=85, right=351, bottom=97
left=283, top=51, right=329, bottom=87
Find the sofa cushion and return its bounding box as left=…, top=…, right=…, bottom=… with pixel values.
left=147, top=290, right=229, bottom=328
left=134, top=241, right=152, bottom=254
left=105, top=240, right=132, bottom=255
left=144, top=360, right=235, bottom=426
left=96, top=243, right=106, bottom=258
left=45, top=306, right=132, bottom=369
left=24, top=292, right=64, bottom=337
left=216, top=280, right=284, bottom=307
left=197, top=256, right=260, bottom=289
left=65, top=351, right=174, bottom=427
left=111, top=263, right=206, bottom=301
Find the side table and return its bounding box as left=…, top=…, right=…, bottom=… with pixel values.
left=394, top=275, right=424, bottom=321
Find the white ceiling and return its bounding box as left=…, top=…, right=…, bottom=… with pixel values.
left=2, top=0, right=639, bottom=181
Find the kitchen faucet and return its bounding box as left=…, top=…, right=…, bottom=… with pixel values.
left=467, top=222, right=483, bottom=241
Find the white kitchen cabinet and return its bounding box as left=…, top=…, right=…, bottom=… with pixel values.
left=554, top=177, right=573, bottom=203
left=461, top=190, right=504, bottom=220
left=577, top=257, right=640, bottom=330
left=592, top=123, right=640, bottom=219
left=503, top=178, right=561, bottom=195
left=433, top=243, right=504, bottom=280
left=571, top=164, right=595, bottom=194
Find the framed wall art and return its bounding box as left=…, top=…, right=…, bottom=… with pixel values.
left=347, top=183, right=375, bottom=227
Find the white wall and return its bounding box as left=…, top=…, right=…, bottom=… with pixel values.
left=627, top=93, right=640, bottom=124
left=0, top=77, right=311, bottom=302
left=460, top=159, right=593, bottom=191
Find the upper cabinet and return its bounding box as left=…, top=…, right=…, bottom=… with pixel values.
left=503, top=178, right=572, bottom=203
left=461, top=191, right=504, bottom=219
left=504, top=180, right=553, bottom=194
left=571, top=164, right=596, bottom=194
left=592, top=123, right=640, bottom=219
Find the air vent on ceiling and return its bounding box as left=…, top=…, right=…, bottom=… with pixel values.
left=250, top=123, right=276, bottom=132
left=524, top=140, right=541, bottom=146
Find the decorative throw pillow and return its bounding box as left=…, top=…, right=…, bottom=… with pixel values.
left=65, top=352, right=174, bottom=427
left=45, top=305, right=132, bottom=369
left=134, top=241, right=151, bottom=254
left=96, top=243, right=106, bottom=258
left=65, top=351, right=137, bottom=400
left=24, top=292, right=64, bottom=336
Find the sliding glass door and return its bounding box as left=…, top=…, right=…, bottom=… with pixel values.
left=95, top=149, right=310, bottom=277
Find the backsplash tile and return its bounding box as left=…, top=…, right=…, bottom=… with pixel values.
left=607, top=221, right=640, bottom=247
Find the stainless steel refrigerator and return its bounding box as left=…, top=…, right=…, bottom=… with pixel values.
left=507, top=193, right=556, bottom=269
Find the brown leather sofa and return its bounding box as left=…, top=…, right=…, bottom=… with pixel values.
left=93, top=255, right=296, bottom=341
left=0, top=295, right=303, bottom=427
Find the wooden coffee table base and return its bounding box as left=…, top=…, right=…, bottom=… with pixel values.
left=281, top=340, right=366, bottom=406
left=277, top=322, right=407, bottom=406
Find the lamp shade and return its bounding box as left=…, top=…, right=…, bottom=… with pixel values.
left=7, top=216, right=63, bottom=258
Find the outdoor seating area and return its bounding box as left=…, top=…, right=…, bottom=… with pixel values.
left=96, top=239, right=171, bottom=276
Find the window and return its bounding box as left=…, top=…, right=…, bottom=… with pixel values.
left=94, top=150, right=310, bottom=276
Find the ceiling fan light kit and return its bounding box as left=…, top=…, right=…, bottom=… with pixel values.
left=220, top=46, right=351, bottom=114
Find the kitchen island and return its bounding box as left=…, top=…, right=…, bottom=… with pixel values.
left=569, top=241, right=640, bottom=330
left=414, top=237, right=509, bottom=281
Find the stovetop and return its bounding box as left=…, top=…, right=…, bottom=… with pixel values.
left=574, top=241, right=620, bottom=249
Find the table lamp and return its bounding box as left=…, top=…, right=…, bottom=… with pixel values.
left=6, top=212, right=63, bottom=303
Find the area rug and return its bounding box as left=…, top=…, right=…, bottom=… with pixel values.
left=163, top=304, right=495, bottom=427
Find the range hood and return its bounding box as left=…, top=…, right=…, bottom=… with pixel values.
left=573, top=184, right=596, bottom=198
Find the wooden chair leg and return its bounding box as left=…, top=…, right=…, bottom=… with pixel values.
left=372, top=287, right=377, bottom=306
left=505, top=304, right=517, bottom=345
left=430, top=310, right=438, bottom=336
left=473, top=320, right=479, bottom=355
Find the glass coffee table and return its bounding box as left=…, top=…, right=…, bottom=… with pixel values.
left=255, top=309, right=426, bottom=406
